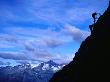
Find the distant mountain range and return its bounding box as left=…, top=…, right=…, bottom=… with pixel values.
left=0, top=60, right=65, bottom=82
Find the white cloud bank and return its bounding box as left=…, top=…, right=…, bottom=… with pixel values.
left=0, top=25, right=90, bottom=63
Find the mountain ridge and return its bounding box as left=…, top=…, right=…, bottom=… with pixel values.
left=0, top=60, right=64, bottom=82
left=49, top=1, right=110, bottom=82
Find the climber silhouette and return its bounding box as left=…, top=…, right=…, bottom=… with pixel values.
left=89, top=12, right=99, bottom=33
left=89, top=12, right=101, bottom=33
left=92, top=12, right=97, bottom=24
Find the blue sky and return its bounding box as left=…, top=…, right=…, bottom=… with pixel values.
left=0, top=0, right=109, bottom=65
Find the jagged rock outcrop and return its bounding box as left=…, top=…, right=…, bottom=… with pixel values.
left=49, top=2, right=110, bottom=82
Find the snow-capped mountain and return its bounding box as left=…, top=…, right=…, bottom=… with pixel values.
left=0, top=60, right=65, bottom=82
left=34, top=60, right=64, bottom=72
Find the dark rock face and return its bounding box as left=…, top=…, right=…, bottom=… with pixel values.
left=49, top=2, right=110, bottom=82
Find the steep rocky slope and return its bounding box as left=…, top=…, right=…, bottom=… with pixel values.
left=49, top=2, right=110, bottom=82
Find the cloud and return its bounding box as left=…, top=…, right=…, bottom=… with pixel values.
left=0, top=50, right=69, bottom=64
left=6, top=62, right=11, bottom=65
left=0, top=25, right=90, bottom=63
left=0, top=61, right=11, bottom=65
left=0, top=27, right=65, bottom=62
left=1, top=27, right=70, bottom=47
left=16, top=60, right=30, bottom=65
left=0, top=0, right=108, bottom=64
left=1, top=0, right=106, bottom=63
left=0, top=61, right=5, bottom=65
left=0, top=60, right=12, bottom=66
left=0, top=49, right=53, bottom=62
left=52, top=53, right=74, bottom=64
left=0, top=34, right=18, bottom=43
left=42, top=39, right=63, bottom=48
left=32, top=49, right=52, bottom=59
left=16, top=60, right=42, bottom=65
left=63, top=24, right=90, bottom=43
left=0, top=27, right=62, bottom=49
left=0, top=0, right=108, bottom=25
left=0, top=52, right=29, bottom=60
